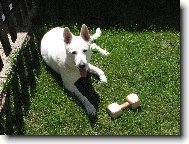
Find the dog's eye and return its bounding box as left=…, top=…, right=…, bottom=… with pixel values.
left=83, top=49, right=87, bottom=53
left=72, top=51, right=77, bottom=54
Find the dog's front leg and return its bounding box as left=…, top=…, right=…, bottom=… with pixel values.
left=88, top=63, right=107, bottom=84
left=64, top=83, right=96, bottom=116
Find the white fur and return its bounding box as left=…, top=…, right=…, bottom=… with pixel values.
left=90, top=28, right=101, bottom=41
left=40, top=24, right=110, bottom=116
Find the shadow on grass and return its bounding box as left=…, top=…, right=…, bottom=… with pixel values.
left=0, top=25, right=100, bottom=134
left=75, top=74, right=100, bottom=125
left=0, top=31, right=42, bottom=135
left=45, top=65, right=100, bottom=126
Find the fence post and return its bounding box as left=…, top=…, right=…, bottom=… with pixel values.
left=0, top=15, right=12, bottom=56
left=12, top=0, right=24, bottom=26
left=25, top=0, right=32, bottom=11
left=20, top=0, right=29, bottom=19
left=0, top=56, right=3, bottom=71
left=0, top=0, right=17, bottom=43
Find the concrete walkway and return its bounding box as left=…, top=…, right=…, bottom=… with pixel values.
left=0, top=27, right=30, bottom=112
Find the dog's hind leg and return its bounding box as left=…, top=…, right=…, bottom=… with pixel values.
left=88, top=63, right=107, bottom=84
left=63, top=82, right=96, bottom=116
left=90, top=43, right=110, bottom=56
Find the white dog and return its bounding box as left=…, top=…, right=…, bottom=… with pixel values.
left=40, top=24, right=109, bottom=116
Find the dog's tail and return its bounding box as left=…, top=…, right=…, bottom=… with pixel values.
left=90, top=28, right=101, bottom=41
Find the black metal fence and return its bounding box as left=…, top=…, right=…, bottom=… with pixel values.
left=0, top=0, right=35, bottom=71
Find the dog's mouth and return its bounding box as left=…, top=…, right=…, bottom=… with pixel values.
left=79, top=68, right=87, bottom=77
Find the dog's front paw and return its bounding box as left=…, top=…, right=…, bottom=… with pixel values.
left=86, top=104, right=96, bottom=117
left=99, top=75, right=107, bottom=84
left=102, top=50, right=110, bottom=56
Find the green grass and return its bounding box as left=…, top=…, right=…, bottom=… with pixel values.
left=0, top=24, right=180, bottom=135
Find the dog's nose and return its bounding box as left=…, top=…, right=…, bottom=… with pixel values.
left=79, top=63, right=86, bottom=69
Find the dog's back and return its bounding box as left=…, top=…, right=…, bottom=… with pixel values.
left=41, top=27, right=67, bottom=74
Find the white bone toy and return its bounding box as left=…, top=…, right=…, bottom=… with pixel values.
left=107, top=93, right=140, bottom=118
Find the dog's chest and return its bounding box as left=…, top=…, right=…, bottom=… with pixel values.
left=60, top=64, right=81, bottom=79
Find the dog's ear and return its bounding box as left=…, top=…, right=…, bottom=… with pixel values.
left=80, top=24, right=90, bottom=42
left=63, top=27, right=72, bottom=44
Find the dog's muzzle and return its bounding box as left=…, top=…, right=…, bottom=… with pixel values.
left=78, top=63, right=87, bottom=77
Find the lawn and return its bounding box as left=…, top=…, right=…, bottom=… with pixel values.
left=0, top=23, right=180, bottom=135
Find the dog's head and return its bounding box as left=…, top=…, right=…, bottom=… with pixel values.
left=63, top=24, right=92, bottom=77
